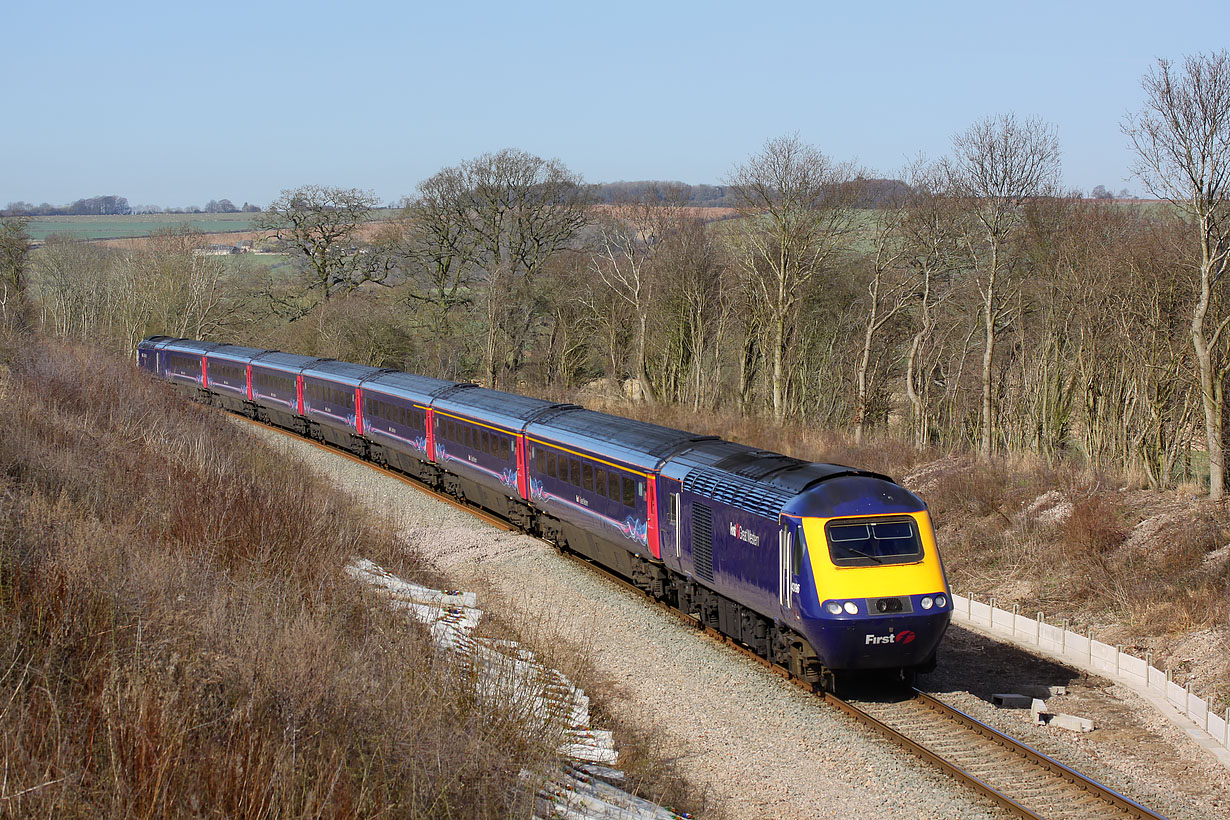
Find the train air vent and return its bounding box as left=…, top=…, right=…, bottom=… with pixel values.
left=692, top=503, right=714, bottom=583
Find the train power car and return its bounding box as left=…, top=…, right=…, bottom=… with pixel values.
left=138, top=337, right=952, bottom=687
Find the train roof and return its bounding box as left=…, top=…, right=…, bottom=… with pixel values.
left=249, top=351, right=322, bottom=372
left=363, top=370, right=462, bottom=405
left=162, top=339, right=222, bottom=355
left=781, top=474, right=926, bottom=519
left=206, top=343, right=267, bottom=363
left=434, top=385, right=577, bottom=432
left=138, top=335, right=176, bottom=350
left=527, top=408, right=714, bottom=471
left=302, top=359, right=388, bottom=387
left=663, top=439, right=899, bottom=520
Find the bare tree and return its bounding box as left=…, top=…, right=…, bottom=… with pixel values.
left=897, top=160, right=961, bottom=448
left=725, top=135, right=862, bottom=422
left=0, top=216, right=32, bottom=330
left=1123, top=50, right=1230, bottom=498
left=591, top=191, right=696, bottom=403
left=395, top=172, right=482, bottom=340
left=852, top=190, right=915, bottom=445
left=400, top=150, right=592, bottom=387
left=944, top=114, right=1061, bottom=457
left=256, top=185, right=385, bottom=311
left=141, top=227, right=228, bottom=339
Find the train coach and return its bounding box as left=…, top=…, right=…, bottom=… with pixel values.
left=139, top=336, right=952, bottom=688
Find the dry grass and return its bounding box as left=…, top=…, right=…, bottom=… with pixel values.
left=0, top=339, right=556, bottom=818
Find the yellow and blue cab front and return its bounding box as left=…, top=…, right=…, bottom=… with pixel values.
left=784, top=475, right=951, bottom=671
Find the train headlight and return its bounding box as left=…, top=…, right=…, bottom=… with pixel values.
left=843, top=601, right=859, bottom=615
left=826, top=602, right=843, bottom=615
left=920, top=596, right=934, bottom=610
left=936, top=595, right=947, bottom=608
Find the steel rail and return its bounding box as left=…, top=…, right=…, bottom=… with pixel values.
left=233, top=409, right=1169, bottom=820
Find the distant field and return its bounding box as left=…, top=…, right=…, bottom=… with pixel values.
left=26, top=213, right=263, bottom=241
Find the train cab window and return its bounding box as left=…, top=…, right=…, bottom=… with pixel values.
left=825, top=518, right=923, bottom=567
left=582, top=463, right=593, bottom=491
left=622, top=477, right=635, bottom=507
left=569, top=459, right=581, bottom=487
left=595, top=468, right=607, bottom=498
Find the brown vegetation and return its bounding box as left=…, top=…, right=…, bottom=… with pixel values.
left=0, top=339, right=561, bottom=818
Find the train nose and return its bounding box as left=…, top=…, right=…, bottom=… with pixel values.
left=806, top=601, right=951, bottom=670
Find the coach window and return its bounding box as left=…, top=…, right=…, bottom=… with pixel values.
left=582, top=463, right=593, bottom=491
left=546, top=451, right=557, bottom=479
left=595, top=468, right=607, bottom=498
left=622, top=476, right=635, bottom=506
left=569, top=458, right=581, bottom=487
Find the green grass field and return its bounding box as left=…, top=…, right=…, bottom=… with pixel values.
left=25, top=213, right=263, bottom=241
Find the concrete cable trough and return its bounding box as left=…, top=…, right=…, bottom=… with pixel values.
left=345, top=558, right=688, bottom=820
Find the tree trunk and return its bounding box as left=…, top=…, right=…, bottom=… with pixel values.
left=739, top=332, right=758, bottom=415
left=1192, top=250, right=1225, bottom=499
left=980, top=255, right=998, bottom=459
left=772, top=309, right=786, bottom=423
left=636, top=312, right=658, bottom=404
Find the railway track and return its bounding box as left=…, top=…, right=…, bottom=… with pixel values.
left=238, top=413, right=1170, bottom=820
left=827, top=690, right=1168, bottom=820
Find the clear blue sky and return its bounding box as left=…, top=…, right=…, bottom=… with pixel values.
left=4, top=0, right=1228, bottom=208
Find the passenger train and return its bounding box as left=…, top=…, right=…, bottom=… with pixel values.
left=138, top=336, right=952, bottom=688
